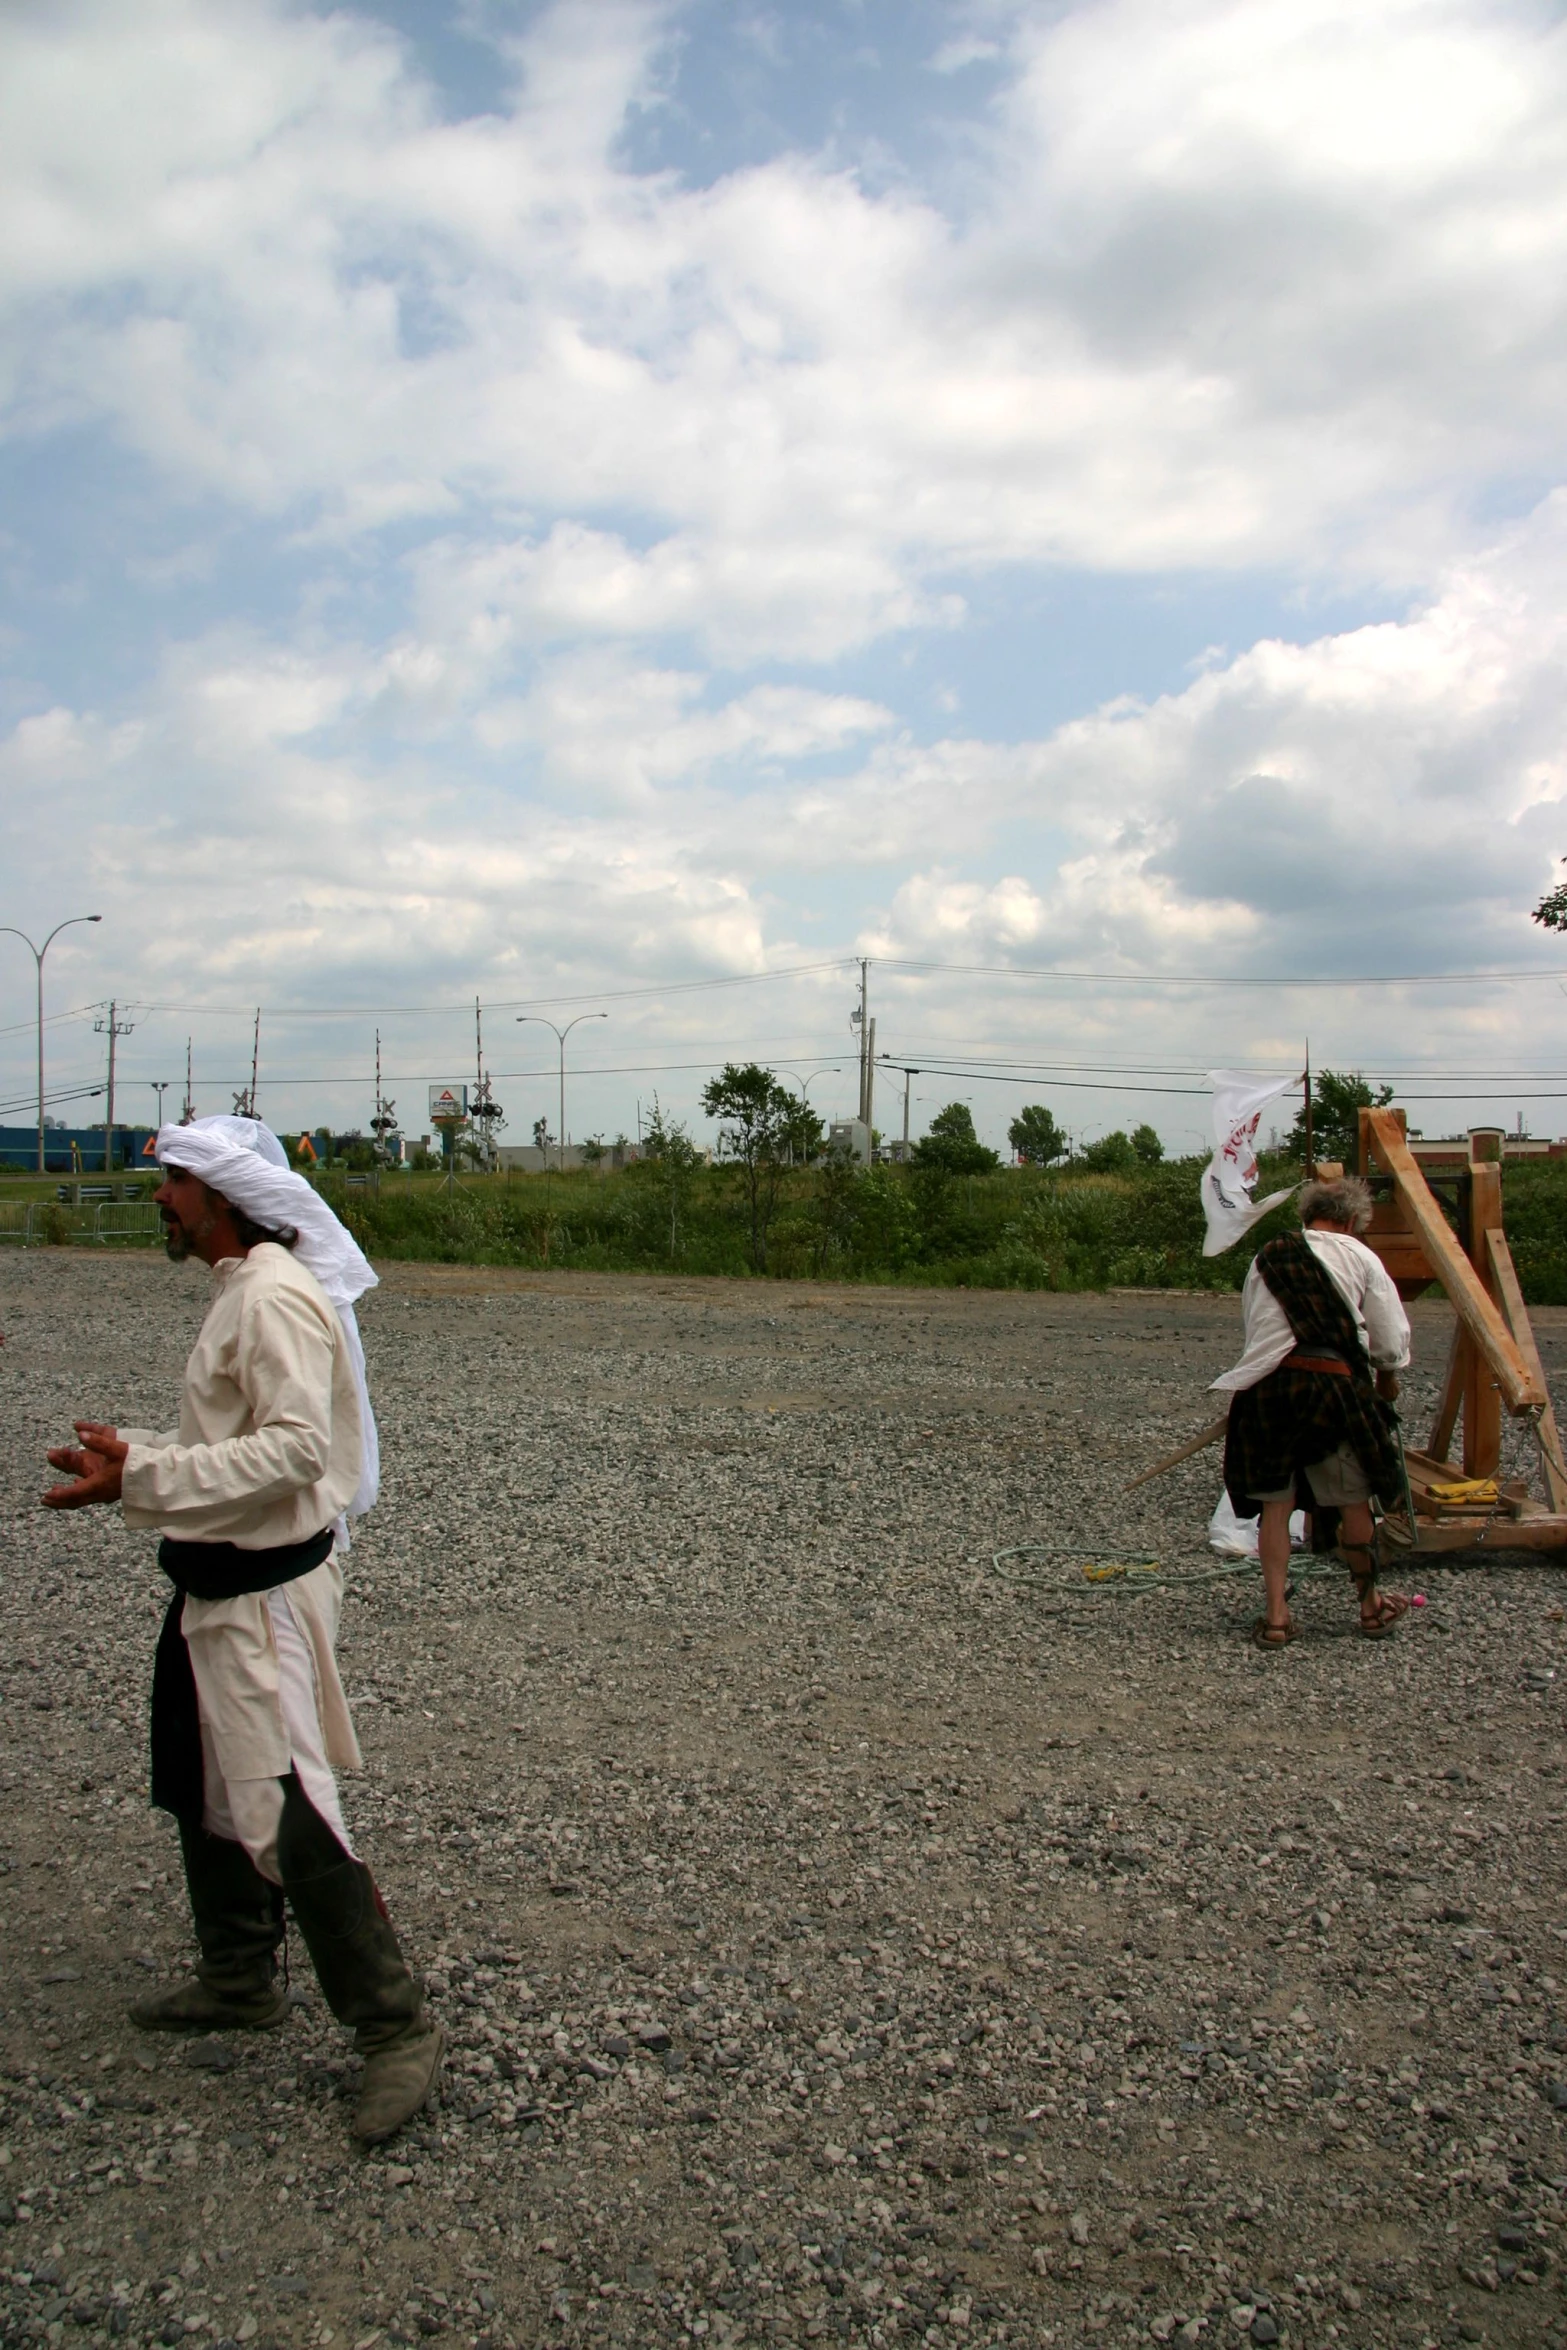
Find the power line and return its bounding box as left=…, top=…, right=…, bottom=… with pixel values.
left=0, top=1082, right=105, bottom=1118
left=12, top=949, right=1566, bottom=1035
left=876, top=957, right=1567, bottom=989
left=115, top=959, right=857, bottom=1021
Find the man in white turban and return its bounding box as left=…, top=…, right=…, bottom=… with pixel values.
left=41, top=1115, right=441, bottom=2146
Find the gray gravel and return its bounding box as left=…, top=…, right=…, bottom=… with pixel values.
left=4, top=1251, right=1567, bottom=2350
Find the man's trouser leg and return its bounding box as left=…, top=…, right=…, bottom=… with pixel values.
left=129, top=1817, right=288, bottom=2031
left=276, top=1773, right=443, bottom=2144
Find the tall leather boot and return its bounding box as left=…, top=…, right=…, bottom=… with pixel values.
left=130, top=1818, right=288, bottom=2031
left=276, top=1774, right=443, bottom=2145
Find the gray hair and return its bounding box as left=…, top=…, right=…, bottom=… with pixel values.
left=1298, top=1175, right=1373, bottom=1234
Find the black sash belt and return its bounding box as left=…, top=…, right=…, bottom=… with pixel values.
left=150, top=1528, right=335, bottom=1822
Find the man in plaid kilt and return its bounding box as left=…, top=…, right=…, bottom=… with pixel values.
left=1215, top=1176, right=1410, bottom=1646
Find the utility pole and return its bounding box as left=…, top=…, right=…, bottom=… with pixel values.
left=94, top=999, right=135, bottom=1175
left=468, top=998, right=503, bottom=1170
left=232, top=1008, right=261, bottom=1119
left=370, top=1030, right=398, bottom=1167
left=181, top=1037, right=195, bottom=1124
left=855, top=960, right=870, bottom=1123
left=0, top=913, right=103, bottom=1172
left=1303, top=1042, right=1313, bottom=1178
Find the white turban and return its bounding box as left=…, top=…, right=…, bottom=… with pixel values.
left=154, top=1115, right=379, bottom=1527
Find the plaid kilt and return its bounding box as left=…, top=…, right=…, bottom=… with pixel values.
left=1223, top=1365, right=1403, bottom=1528
left=1223, top=1230, right=1403, bottom=1538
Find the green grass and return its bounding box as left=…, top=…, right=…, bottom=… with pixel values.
left=314, top=1153, right=1307, bottom=1294
left=11, top=1152, right=1561, bottom=1304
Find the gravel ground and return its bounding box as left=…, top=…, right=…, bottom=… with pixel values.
left=5, top=1251, right=1567, bottom=2350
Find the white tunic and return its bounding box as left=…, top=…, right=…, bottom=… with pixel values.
left=119, top=1244, right=363, bottom=1791
left=1210, top=1228, right=1412, bottom=1395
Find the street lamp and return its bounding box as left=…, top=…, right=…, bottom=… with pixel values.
left=879, top=1055, right=921, bottom=1158
left=516, top=1012, right=608, bottom=1172
left=774, top=1067, right=841, bottom=1164
left=151, top=1082, right=171, bottom=1131
left=0, top=915, right=103, bottom=1173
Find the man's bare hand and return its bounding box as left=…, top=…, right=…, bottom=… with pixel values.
left=42, top=1422, right=128, bottom=1510
left=1375, top=1369, right=1401, bottom=1402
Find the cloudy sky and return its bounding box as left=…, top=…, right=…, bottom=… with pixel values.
left=4, top=0, right=1567, bottom=1153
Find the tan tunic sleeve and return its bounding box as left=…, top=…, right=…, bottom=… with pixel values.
left=122, top=1280, right=338, bottom=1537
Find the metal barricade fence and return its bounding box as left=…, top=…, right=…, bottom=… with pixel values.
left=93, top=1202, right=163, bottom=1244
left=0, top=1202, right=162, bottom=1245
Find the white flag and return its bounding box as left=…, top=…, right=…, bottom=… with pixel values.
left=1200, top=1068, right=1299, bottom=1257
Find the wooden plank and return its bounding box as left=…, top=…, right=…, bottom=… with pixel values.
left=1403, top=1444, right=1464, bottom=1491
left=1363, top=1108, right=1545, bottom=1414
left=1125, top=1413, right=1228, bottom=1493
left=1464, top=1161, right=1504, bottom=1478
left=1396, top=1515, right=1567, bottom=1553
left=1486, top=1227, right=1567, bottom=1512
left=1428, top=1323, right=1467, bottom=1465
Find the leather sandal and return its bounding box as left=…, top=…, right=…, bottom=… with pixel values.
left=1251, top=1613, right=1298, bottom=1648
left=1346, top=1545, right=1409, bottom=1638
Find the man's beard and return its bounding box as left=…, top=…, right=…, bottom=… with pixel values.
left=161, top=1209, right=212, bottom=1262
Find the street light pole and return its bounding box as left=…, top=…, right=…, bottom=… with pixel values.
left=774, top=1067, right=841, bottom=1165
left=516, top=1012, right=608, bottom=1172
left=0, top=914, right=103, bottom=1172
left=878, top=1056, right=920, bottom=1156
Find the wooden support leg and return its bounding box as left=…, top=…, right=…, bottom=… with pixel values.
left=1486, top=1227, right=1567, bottom=1513
left=1429, top=1320, right=1467, bottom=1469
left=1464, top=1161, right=1505, bottom=1480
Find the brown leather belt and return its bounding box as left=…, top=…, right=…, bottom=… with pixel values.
left=1283, top=1350, right=1351, bottom=1378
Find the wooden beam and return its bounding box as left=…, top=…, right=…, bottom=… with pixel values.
left=1464, top=1160, right=1504, bottom=1479
left=1363, top=1108, right=1545, bottom=1414
left=1486, top=1227, right=1567, bottom=1512
left=1125, top=1413, right=1228, bottom=1493
left=1429, top=1320, right=1467, bottom=1464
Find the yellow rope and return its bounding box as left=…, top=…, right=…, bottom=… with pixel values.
left=1427, top=1477, right=1500, bottom=1506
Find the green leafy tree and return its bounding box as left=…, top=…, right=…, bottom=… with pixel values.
left=1286, top=1070, right=1393, bottom=1167
left=1131, top=1122, right=1165, bottom=1165
left=1008, top=1103, right=1068, bottom=1166
left=1533, top=860, right=1567, bottom=930
left=700, top=1062, right=805, bottom=1271
left=913, top=1102, right=1001, bottom=1176
left=1080, top=1129, right=1138, bottom=1174
left=638, top=1096, right=702, bottom=1260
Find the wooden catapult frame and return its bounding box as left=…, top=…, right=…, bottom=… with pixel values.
left=1357, top=1106, right=1567, bottom=1551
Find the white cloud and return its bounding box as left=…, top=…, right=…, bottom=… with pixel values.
left=5, top=0, right=1567, bottom=611
left=6, top=493, right=1564, bottom=1012
left=5, top=0, right=1567, bottom=1143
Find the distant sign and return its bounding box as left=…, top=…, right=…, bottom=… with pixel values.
left=428, top=1084, right=469, bottom=1120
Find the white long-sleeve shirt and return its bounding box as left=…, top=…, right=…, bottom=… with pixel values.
left=119, top=1243, right=363, bottom=1787
left=1211, top=1227, right=1411, bottom=1394
left=120, top=1243, right=362, bottom=1547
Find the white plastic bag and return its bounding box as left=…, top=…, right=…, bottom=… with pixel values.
left=1208, top=1489, right=1306, bottom=1558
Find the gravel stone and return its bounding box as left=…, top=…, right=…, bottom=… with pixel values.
left=4, top=1257, right=1567, bottom=2350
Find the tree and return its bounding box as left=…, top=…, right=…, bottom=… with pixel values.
left=1533, top=860, right=1567, bottom=930
left=700, top=1062, right=804, bottom=1271
left=1080, top=1129, right=1137, bottom=1173
left=1131, top=1122, right=1164, bottom=1165
left=1285, top=1070, right=1393, bottom=1167
left=638, top=1097, right=701, bottom=1260
left=913, top=1102, right=1001, bottom=1176
left=1008, top=1103, right=1068, bottom=1166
